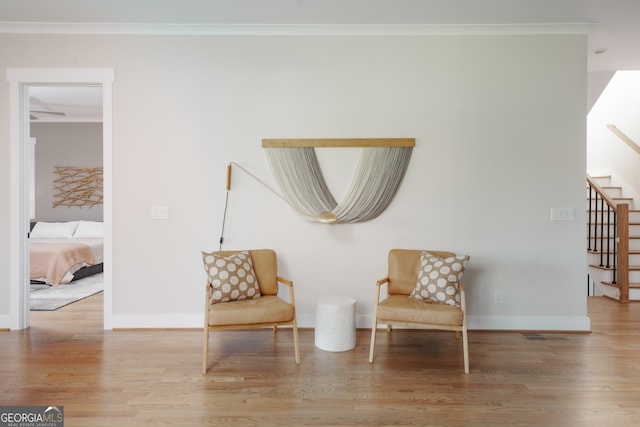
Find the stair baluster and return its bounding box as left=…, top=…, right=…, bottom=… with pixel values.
left=606, top=204, right=611, bottom=268
left=613, top=210, right=617, bottom=284
left=600, top=196, right=605, bottom=267
left=588, top=184, right=593, bottom=251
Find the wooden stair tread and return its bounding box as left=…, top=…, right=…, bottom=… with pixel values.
left=588, top=250, right=640, bottom=255
left=588, top=235, right=640, bottom=238
left=586, top=225, right=640, bottom=228
left=587, top=210, right=636, bottom=213
left=601, top=282, right=640, bottom=289
left=589, top=264, right=640, bottom=271
left=589, top=264, right=615, bottom=270
left=600, top=282, right=619, bottom=288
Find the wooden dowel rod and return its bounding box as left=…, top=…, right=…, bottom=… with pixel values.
left=262, top=138, right=415, bottom=148
left=607, top=124, right=640, bottom=156
left=226, top=163, right=232, bottom=190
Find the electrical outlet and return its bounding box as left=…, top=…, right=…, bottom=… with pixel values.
left=495, top=290, right=504, bottom=304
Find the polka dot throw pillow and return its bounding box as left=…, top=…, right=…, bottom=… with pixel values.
left=410, top=252, right=470, bottom=307
left=202, top=250, right=261, bottom=304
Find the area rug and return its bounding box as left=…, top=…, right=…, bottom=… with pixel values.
left=30, top=273, right=104, bottom=311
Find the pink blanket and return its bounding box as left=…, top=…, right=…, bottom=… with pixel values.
left=30, top=242, right=95, bottom=286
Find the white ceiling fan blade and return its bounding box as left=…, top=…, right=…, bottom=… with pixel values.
left=29, top=109, right=66, bottom=116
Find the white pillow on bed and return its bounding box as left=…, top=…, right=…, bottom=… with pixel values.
left=73, top=221, right=104, bottom=238
left=30, top=221, right=78, bottom=239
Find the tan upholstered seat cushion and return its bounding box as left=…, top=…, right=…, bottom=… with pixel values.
left=377, top=294, right=463, bottom=326
left=208, top=295, right=294, bottom=326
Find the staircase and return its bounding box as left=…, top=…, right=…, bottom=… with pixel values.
left=587, top=175, right=640, bottom=302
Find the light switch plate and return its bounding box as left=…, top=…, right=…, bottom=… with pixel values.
left=151, top=206, right=169, bottom=220
left=550, top=207, right=574, bottom=221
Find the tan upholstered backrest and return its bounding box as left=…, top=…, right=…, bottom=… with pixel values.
left=214, top=249, right=279, bottom=296
left=387, top=249, right=456, bottom=295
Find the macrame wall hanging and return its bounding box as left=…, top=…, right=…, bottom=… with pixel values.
left=52, top=166, right=103, bottom=208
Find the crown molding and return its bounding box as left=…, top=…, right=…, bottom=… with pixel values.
left=0, top=22, right=595, bottom=36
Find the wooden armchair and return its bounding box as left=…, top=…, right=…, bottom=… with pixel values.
left=368, top=249, right=470, bottom=373
left=202, top=249, right=300, bottom=373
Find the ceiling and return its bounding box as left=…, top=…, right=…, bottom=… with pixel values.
left=3, top=0, right=639, bottom=121
left=29, top=86, right=103, bottom=122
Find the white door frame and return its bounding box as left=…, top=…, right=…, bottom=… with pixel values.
left=7, top=68, right=114, bottom=330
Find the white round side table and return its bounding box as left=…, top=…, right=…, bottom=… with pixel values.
left=314, top=296, right=356, bottom=352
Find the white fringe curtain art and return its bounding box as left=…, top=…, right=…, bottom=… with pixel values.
left=262, top=139, right=414, bottom=224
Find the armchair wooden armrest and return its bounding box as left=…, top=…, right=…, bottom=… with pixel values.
left=277, top=276, right=295, bottom=301
left=374, top=277, right=389, bottom=302
left=377, top=277, right=390, bottom=286
left=277, top=276, right=293, bottom=286
left=274, top=276, right=296, bottom=332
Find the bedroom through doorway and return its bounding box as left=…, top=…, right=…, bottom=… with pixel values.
left=28, top=85, right=105, bottom=314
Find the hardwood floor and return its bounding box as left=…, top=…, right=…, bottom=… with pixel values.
left=2, top=295, right=640, bottom=426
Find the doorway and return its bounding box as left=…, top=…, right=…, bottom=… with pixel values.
left=7, top=68, right=114, bottom=330
left=28, top=85, right=104, bottom=313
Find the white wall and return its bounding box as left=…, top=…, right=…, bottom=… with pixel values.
left=0, top=32, right=589, bottom=330
left=588, top=71, right=640, bottom=196
left=587, top=71, right=615, bottom=114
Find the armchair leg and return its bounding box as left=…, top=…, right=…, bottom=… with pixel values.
left=368, top=319, right=378, bottom=363
left=202, top=327, right=209, bottom=374
left=369, top=295, right=382, bottom=363
left=292, top=320, right=301, bottom=364
left=462, top=327, right=469, bottom=374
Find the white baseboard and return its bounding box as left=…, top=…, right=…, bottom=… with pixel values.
left=0, top=314, right=10, bottom=330
left=468, top=315, right=591, bottom=331
left=297, top=314, right=374, bottom=329
left=108, top=313, right=203, bottom=329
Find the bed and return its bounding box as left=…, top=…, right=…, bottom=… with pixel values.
left=29, top=220, right=104, bottom=286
